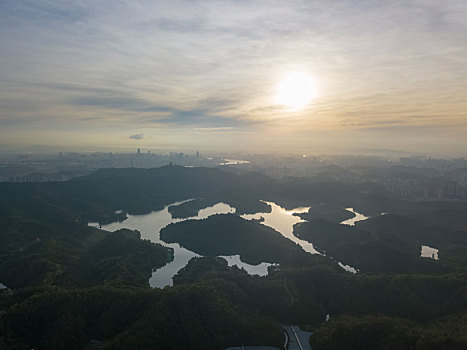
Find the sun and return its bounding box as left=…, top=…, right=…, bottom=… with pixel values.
left=275, top=72, right=318, bottom=109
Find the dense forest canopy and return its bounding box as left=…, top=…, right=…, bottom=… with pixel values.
left=1, top=166, right=466, bottom=349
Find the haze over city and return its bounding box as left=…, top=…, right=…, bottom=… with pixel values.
left=1, top=0, right=467, bottom=155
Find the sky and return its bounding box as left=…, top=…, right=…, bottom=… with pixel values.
left=1, top=0, right=467, bottom=155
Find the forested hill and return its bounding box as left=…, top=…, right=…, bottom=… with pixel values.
left=2, top=164, right=467, bottom=227
left=1, top=165, right=467, bottom=349
left=0, top=166, right=277, bottom=223
left=0, top=165, right=365, bottom=227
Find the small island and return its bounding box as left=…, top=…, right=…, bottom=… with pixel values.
left=161, top=213, right=313, bottom=266
left=294, top=204, right=355, bottom=223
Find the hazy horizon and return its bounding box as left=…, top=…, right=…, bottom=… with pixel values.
left=1, top=1, right=467, bottom=155
left=1, top=143, right=465, bottom=159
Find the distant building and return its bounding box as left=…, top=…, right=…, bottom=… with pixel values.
left=137, top=148, right=141, bottom=154
left=196, top=150, right=200, bottom=158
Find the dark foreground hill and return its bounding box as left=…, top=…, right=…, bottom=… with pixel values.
left=161, top=213, right=321, bottom=266
left=1, top=165, right=467, bottom=349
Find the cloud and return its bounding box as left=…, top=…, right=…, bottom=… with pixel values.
left=73, top=96, right=160, bottom=111
left=1, top=0, right=467, bottom=153
left=72, top=95, right=254, bottom=128
left=154, top=109, right=251, bottom=127
left=129, top=133, right=144, bottom=140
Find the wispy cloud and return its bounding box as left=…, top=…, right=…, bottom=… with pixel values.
left=129, top=133, right=144, bottom=140
left=1, top=0, right=467, bottom=153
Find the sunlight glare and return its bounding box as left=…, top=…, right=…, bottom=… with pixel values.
left=275, top=72, right=318, bottom=109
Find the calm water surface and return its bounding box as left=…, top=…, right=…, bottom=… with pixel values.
left=340, top=208, right=370, bottom=226
left=90, top=201, right=269, bottom=288
left=421, top=245, right=439, bottom=260
left=219, top=255, right=273, bottom=276
left=89, top=201, right=370, bottom=287
left=338, top=262, right=357, bottom=274
left=242, top=201, right=320, bottom=255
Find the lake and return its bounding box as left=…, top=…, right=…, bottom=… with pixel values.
left=89, top=201, right=368, bottom=287
left=90, top=201, right=274, bottom=288
left=340, top=208, right=370, bottom=226
left=421, top=245, right=439, bottom=260
left=241, top=201, right=320, bottom=255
